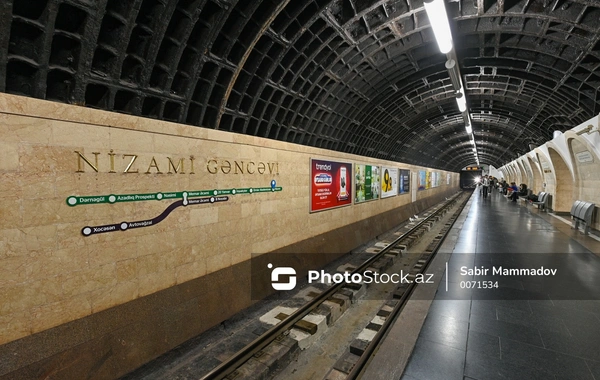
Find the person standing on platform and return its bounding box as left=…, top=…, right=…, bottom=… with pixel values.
left=482, top=175, right=490, bottom=199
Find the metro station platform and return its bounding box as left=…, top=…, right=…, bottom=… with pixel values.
left=398, top=188, right=600, bottom=380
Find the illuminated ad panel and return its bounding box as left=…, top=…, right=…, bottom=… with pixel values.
left=355, top=164, right=380, bottom=203
left=426, top=171, right=432, bottom=189
left=310, top=159, right=352, bottom=212
left=418, top=170, right=426, bottom=190
left=399, top=169, right=410, bottom=194
left=381, top=166, right=398, bottom=198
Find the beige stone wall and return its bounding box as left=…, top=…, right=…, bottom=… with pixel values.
left=537, top=152, right=557, bottom=209
left=0, top=94, right=459, bottom=346
left=547, top=148, right=574, bottom=212
left=527, top=156, right=543, bottom=194
left=569, top=138, right=600, bottom=230
left=502, top=119, right=600, bottom=228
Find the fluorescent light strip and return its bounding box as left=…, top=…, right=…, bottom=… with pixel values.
left=424, top=0, right=453, bottom=54
left=456, top=93, right=466, bottom=112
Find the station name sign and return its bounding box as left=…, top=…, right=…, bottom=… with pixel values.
left=75, top=150, right=279, bottom=175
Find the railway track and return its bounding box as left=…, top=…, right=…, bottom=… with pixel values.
left=200, top=190, right=473, bottom=380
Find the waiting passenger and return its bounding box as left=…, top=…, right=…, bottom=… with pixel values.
left=510, top=183, right=527, bottom=202
left=527, top=192, right=539, bottom=202
left=501, top=179, right=508, bottom=194
left=482, top=175, right=490, bottom=199
left=506, top=182, right=518, bottom=200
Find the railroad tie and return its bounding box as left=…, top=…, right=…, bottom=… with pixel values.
left=328, top=293, right=351, bottom=314
left=332, top=351, right=360, bottom=375
left=320, top=300, right=343, bottom=325
left=324, top=368, right=349, bottom=380
left=342, top=282, right=367, bottom=301
left=336, top=263, right=357, bottom=273
left=275, top=313, right=318, bottom=335
left=249, top=338, right=300, bottom=377
left=224, top=359, right=267, bottom=380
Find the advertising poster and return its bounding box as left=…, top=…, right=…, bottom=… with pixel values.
left=381, top=166, right=398, bottom=198
left=310, top=159, right=352, bottom=212
left=418, top=170, right=426, bottom=190
left=399, top=169, right=410, bottom=194
left=355, top=164, right=380, bottom=203
left=447, top=173, right=451, bottom=185
left=425, top=171, right=431, bottom=189
left=436, top=172, right=442, bottom=187
left=432, top=172, right=440, bottom=188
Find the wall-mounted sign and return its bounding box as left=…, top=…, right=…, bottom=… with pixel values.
left=80, top=195, right=230, bottom=236
left=447, top=173, right=451, bottom=185
left=355, top=164, right=380, bottom=203
left=465, top=166, right=481, bottom=171
left=69, top=183, right=282, bottom=236
left=575, top=150, right=594, bottom=163
left=381, top=166, right=398, bottom=198
left=399, top=169, right=410, bottom=194
left=66, top=185, right=281, bottom=207
left=418, top=171, right=426, bottom=191
left=74, top=151, right=279, bottom=176
left=310, top=159, right=352, bottom=212
left=541, top=161, right=552, bottom=173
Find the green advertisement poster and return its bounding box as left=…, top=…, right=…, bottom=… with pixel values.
left=355, top=164, right=380, bottom=203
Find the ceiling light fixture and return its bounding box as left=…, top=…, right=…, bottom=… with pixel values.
left=424, top=0, right=453, bottom=54
left=456, top=91, right=467, bottom=112
left=445, top=59, right=461, bottom=92
left=465, top=125, right=473, bottom=134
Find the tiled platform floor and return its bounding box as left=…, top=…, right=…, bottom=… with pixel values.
left=402, top=189, right=600, bottom=380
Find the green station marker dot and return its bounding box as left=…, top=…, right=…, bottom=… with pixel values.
left=67, top=186, right=282, bottom=207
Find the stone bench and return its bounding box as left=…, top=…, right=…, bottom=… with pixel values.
left=570, top=200, right=595, bottom=235
left=532, top=192, right=550, bottom=211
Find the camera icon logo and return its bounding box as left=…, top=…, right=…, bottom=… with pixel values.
left=268, top=263, right=297, bottom=291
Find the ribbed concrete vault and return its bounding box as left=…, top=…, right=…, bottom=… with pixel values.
left=1, top=0, right=599, bottom=170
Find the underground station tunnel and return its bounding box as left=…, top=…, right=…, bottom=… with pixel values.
left=2, top=0, right=600, bottom=379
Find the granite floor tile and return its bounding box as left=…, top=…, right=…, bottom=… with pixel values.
left=495, top=306, right=571, bottom=335
left=418, top=314, right=469, bottom=351
left=464, top=349, right=554, bottom=380
left=427, top=300, right=472, bottom=323
left=401, top=190, right=600, bottom=380
left=584, top=360, right=600, bottom=380
left=469, top=317, right=544, bottom=347
left=500, top=338, right=594, bottom=380
left=402, top=339, right=466, bottom=380
left=539, top=328, right=600, bottom=362
left=466, top=330, right=500, bottom=358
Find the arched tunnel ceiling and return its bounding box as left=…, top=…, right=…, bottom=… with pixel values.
left=1, top=0, right=599, bottom=171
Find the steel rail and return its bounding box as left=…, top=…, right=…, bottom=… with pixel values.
left=200, top=192, right=465, bottom=380
left=346, top=191, right=472, bottom=380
